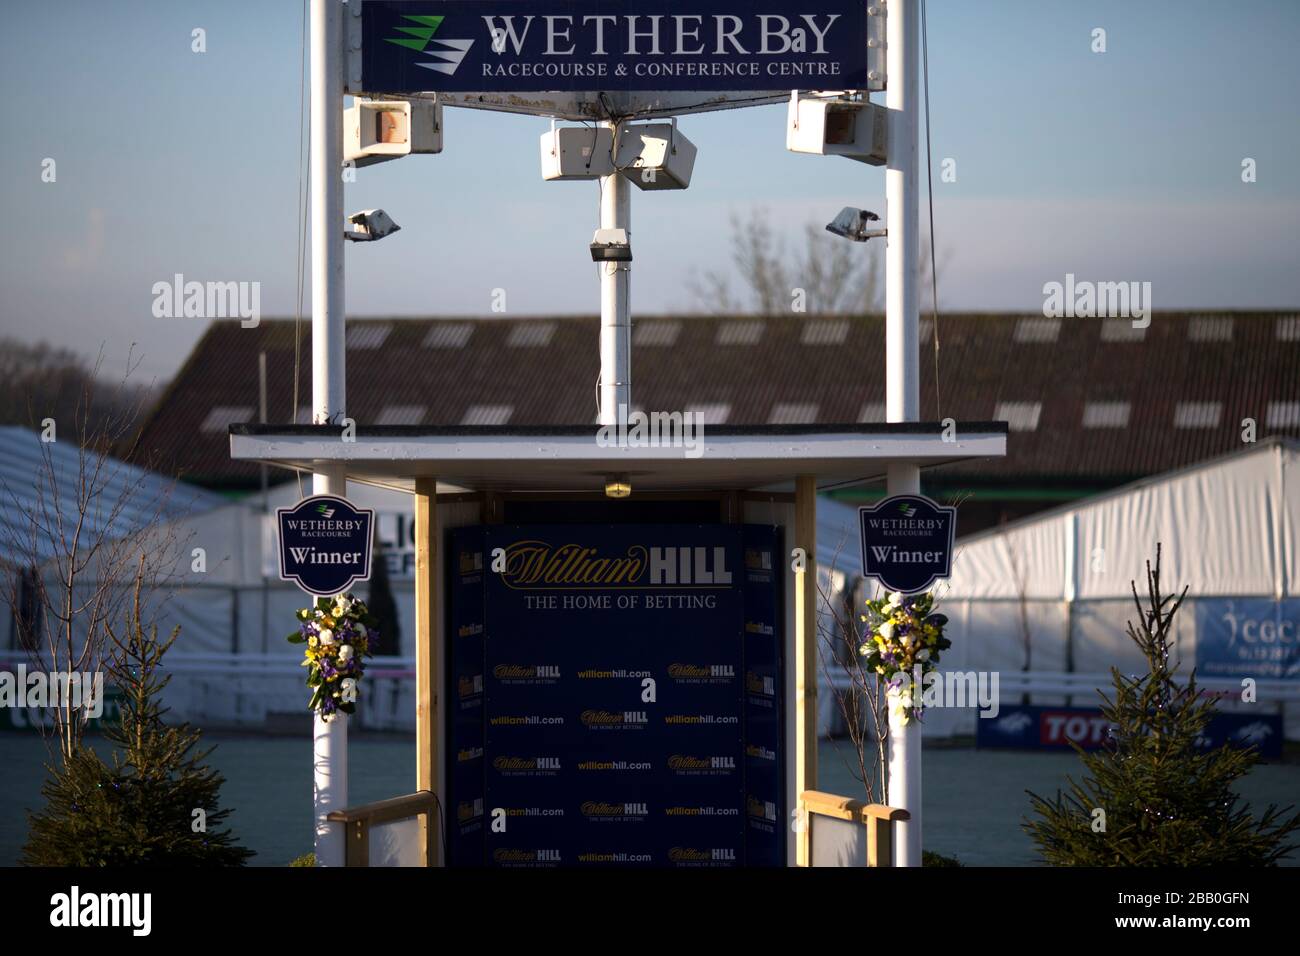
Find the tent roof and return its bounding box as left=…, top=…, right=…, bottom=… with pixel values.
left=957, top=437, right=1299, bottom=546
left=944, top=438, right=1300, bottom=600
left=0, top=425, right=226, bottom=569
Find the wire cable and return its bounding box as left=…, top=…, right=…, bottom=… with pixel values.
left=292, top=0, right=308, bottom=499
left=921, top=0, right=942, bottom=421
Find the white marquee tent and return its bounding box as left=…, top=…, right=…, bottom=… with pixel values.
left=925, top=438, right=1299, bottom=740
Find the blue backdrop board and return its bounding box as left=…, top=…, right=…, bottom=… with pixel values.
left=447, top=528, right=487, bottom=867
left=447, top=523, right=785, bottom=867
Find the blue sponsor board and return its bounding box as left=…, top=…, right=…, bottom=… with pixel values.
left=361, top=1, right=869, bottom=93
left=977, top=704, right=1282, bottom=759
left=858, top=494, right=956, bottom=595
left=446, top=527, right=487, bottom=866
left=447, top=523, right=784, bottom=867
left=1195, top=599, right=1300, bottom=680
left=277, top=495, right=373, bottom=596
left=741, top=525, right=785, bottom=865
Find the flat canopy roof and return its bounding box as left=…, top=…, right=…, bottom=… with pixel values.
left=229, top=423, right=1007, bottom=495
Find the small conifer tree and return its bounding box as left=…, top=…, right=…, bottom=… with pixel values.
left=22, top=559, right=253, bottom=866
left=1024, top=546, right=1299, bottom=866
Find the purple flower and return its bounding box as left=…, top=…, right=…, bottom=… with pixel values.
left=320, top=659, right=338, bottom=680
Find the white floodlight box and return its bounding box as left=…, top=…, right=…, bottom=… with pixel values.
left=615, top=123, right=697, bottom=191
left=345, top=98, right=443, bottom=168
left=540, top=125, right=615, bottom=181
left=786, top=97, right=887, bottom=166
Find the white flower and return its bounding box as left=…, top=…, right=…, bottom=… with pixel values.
left=887, top=591, right=905, bottom=607
left=917, top=649, right=931, bottom=662
left=338, top=644, right=353, bottom=662
left=878, top=621, right=895, bottom=640
left=887, top=693, right=913, bottom=723
left=318, top=628, right=335, bottom=645
left=314, top=609, right=324, bottom=618
left=899, top=631, right=915, bottom=648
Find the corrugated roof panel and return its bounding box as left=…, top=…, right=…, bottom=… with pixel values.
left=375, top=405, right=426, bottom=426
left=422, top=323, right=474, bottom=349
left=506, top=322, right=556, bottom=348
left=633, top=321, right=681, bottom=347
left=1174, top=401, right=1223, bottom=429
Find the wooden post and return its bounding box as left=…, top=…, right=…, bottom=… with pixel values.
left=414, top=477, right=440, bottom=865
left=794, top=474, right=818, bottom=866
left=345, top=819, right=369, bottom=868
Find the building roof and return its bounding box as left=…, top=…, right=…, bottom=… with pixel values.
left=134, top=312, right=1300, bottom=489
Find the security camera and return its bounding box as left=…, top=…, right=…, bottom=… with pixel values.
left=590, top=227, right=632, bottom=263
left=344, top=209, right=401, bottom=242
left=825, top=207, right=886, bottom=242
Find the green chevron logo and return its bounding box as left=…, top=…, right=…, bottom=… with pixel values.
left=385, top=14, right=474, bottom=76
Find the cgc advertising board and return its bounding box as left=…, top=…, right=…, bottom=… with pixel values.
left=361, top=1, right=870, bottom=94
left=446, top=523, right=785, bottom=867
left=1195, top=598, right=1300, bottom=680
left=858, top=494, right=956, bottom=595
left=276, top=495, right=374, bottom=596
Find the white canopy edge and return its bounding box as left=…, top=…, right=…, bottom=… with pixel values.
left=229, top=425, right=1007, bottom=495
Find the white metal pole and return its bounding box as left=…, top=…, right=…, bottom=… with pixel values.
left=310, top=0, right=348, bottom=868
left=884, top=0, right=923, bottom=868
left=598, top=122, right=631, bottom=426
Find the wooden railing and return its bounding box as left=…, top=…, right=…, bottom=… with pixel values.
left=328, top=789, right=899, bottom=868
left=800, top=790, right=909, bottom=867
left=326, top=791, right=440, bottom=867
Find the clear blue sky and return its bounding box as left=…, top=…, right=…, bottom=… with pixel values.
left=2, top=0, right=1297, bottom=382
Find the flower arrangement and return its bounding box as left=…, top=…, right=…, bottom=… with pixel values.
left=287, top=594, right=378, bottom=722
left=858, top=590, right=950, bottom=724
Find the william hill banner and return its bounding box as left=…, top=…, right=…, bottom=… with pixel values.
left=361, top=1, right=870, bottom=92
left=447, top=523, right=785, bottom=867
